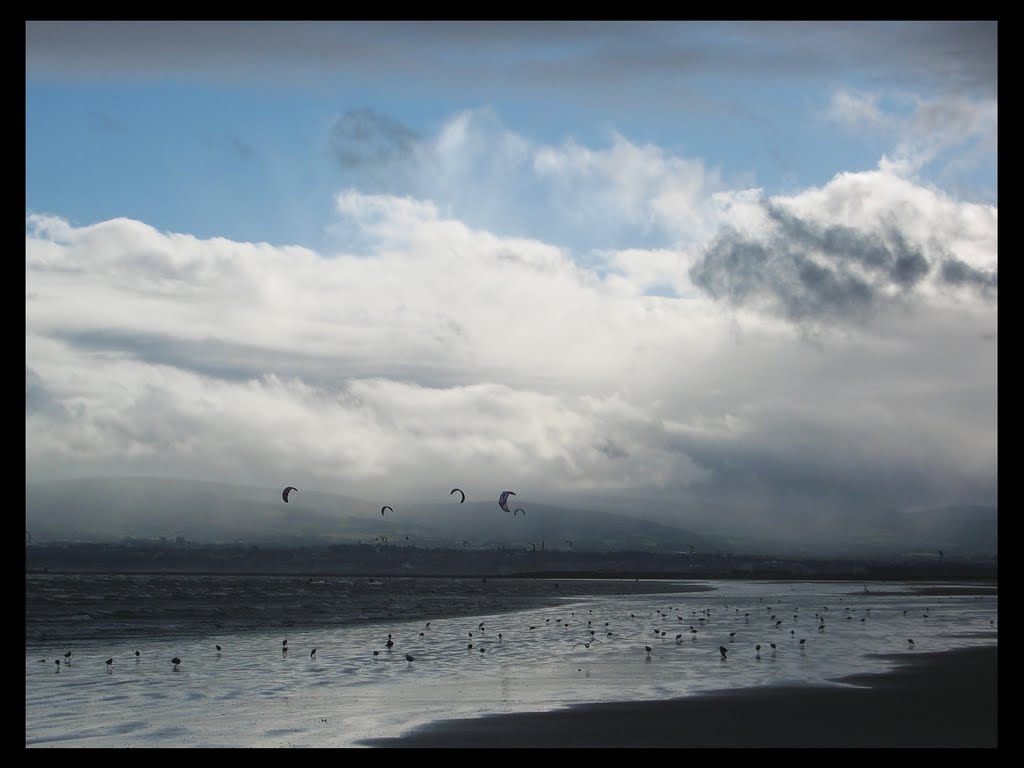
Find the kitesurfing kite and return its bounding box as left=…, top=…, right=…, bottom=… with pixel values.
left=498, top=490, right=516, bottom=513
left=514, top=508, right=526, bottom=517
left=282, top=486, right=298, bottom=503
left=381, top=505, right=393, bottom=516
left=450, top=488, right=465, bottom=503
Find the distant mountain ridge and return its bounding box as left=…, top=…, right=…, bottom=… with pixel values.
left=25, top=476, right=709, bottom=553
left=25, top=477, right=996, bottom=558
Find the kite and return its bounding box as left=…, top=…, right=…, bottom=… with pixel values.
left=498, top=490, right=516, bottom=513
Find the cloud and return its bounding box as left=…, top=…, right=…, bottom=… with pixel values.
left=689, top=169, right=996, bottom=329
left=321, top=107, right=728, bottom=254
left=26, top=172, right=996, bottom=527
left=26, top=366, right=66, bottom=418
left=826, top=89, right=997, bottom=195
left=939, top=257, right=998, bottom=292
left=26, top=21, right=996, bottom=100
left=25, top=94, right=996, bottom=537
left=825, top=90, right=887, bottom=132
left=329, top=108, right=419, bottom=170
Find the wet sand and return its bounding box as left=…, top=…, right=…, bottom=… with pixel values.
left=358, top=644, right=997, bottom=748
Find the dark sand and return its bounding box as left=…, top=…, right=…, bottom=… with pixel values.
left=358, top=645, right=997, bottom=748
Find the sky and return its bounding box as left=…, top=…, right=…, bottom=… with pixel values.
left=25, top=21, right=998, bottom=539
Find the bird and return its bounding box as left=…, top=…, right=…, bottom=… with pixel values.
left=405, top=654, right=415, bottom=665
left=310, top=648, right=317, bottom=659
left=215, top=644, right=222, bottom=654
left=908, top=639, right=915, bottom=647
left=755, top=644, right=761, bottom=658
left=54, top=660, right=60, bottom=672
left=479, top=647, right=486, bottom=654
left=644, top=645, right=652, bottom=658
left=572, top=639, right=603, bottom=649
left=720, top=646, right=728, bottom=659
left=770, top=642, right=777, bottom=654
left=135, top=650, right=141, bottom=660
left=372, top=650, right=380, bottom=657
left=105, top=658, right=113, bottom=671
left=799, top=639, right=806, bottom=650
left=63, top=651, right=72, bottom=664
left=172, top=657, right=182, bottom=671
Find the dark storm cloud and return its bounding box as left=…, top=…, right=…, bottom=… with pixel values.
left=725, top=21, right=997, bottom=94
left=690, top=227, right=876, bottom=324
left=653, top=418, right=996, bottom=539
left=26, top=367, right=66, bottom=418
left=329, top=109, right=419, bottom=170
left=764, top=201, right=931, bottom=288
left=25, top=21, right=396, bottom=81
left=668, top=430, right=906, bottom=510
left=940, top=257, right=998, bottom=292
left=689, top=199, right=944, bottom=325
left=26, top=21, right=996, bottom=98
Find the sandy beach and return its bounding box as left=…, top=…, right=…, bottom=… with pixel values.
left=358, top=645, right=997, bottom=748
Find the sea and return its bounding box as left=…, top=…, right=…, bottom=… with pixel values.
left=25, top=574, right=998, bottom=747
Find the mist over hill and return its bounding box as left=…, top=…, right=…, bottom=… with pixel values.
left=24, top=477, right=709, bottom=554
left=25, top=476, right=996, bottom=560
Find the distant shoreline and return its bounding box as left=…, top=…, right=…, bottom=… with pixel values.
left=25, top=541, right=998, bottom=583
left=25, top=568, right=999, bottom=588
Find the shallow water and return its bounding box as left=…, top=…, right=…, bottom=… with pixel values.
left=25, top=575, right=997, bottom=747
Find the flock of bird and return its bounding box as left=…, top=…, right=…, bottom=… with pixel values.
left=37, top=591, right=964, bottom=677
